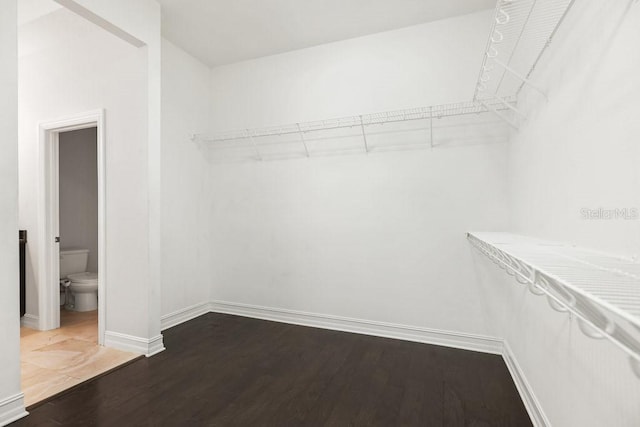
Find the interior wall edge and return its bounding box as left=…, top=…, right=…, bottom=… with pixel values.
left=1, top=0, right=23, bottom=423
left=0, top=392, right=28, bottom=427
left=208, top=300, right=503, bottom=355
left=502, top=340, right=550, bottom=427
left=104, top=331, right=165, bottom=357
left=160, top=301, right=211, bottom=331
left=162, top=299, right=505, bottom=354
left=19, top=314, right=39, bottom=330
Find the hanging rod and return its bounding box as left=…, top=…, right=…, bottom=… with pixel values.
left=467, top=232, right=640, bottom=378
left=191, top=97, right=516, bottom=144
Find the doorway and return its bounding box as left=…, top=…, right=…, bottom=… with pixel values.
left=58, top=126, right=99, bottom=332
left=20, top=112, right=141, bottom=407
left=37, top=110, right=106, bottom=344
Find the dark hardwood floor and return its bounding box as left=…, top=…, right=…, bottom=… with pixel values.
left=13, top=313, right=532, bottom=426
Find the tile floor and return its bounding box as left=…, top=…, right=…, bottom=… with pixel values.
left=20, top=309, right=141, bottom=407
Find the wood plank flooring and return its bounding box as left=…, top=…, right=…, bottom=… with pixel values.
left=13, top=313, right=532, bottom=426
left=20, top=309, right=140, bottom=407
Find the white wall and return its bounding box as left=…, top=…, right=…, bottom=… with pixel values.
left=509, top=1, right=640, bottom=256
left=59, top=127, right=98, bottom=273
left=481, top=1, right=640, bottom=425
left=53, top=0, right=163, bottom=348
left=161, top=39, right=212, bottom=318
left=18, top=8, right=153, bottom=341
left=0, top=0, right=28, bottom=424
left=209, top=147, right=509, bottom=334
left=210, top=11, right=494, bottom=128
left=206, top=10, right=511, bottom=337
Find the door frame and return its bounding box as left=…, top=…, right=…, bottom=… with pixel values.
left=38, top=109, right=106, bottom=345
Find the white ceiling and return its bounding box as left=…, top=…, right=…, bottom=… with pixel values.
left=158, top=0, right=495, bottom=67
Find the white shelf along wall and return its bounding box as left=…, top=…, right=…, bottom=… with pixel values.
left=474, top=0, right=576, bottom=101
left=192, top=0, right=579, bottom=162
left=191, top=97, right=516, bottom=162
left=468, top=232, right=640, bottom=378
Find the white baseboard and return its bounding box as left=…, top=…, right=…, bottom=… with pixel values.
left=502, top=341, right=549, bottom=427
left=161, top=301, right=211, bottom=331
left=0, top=393, right=28, bottom=427
left=209, top=300, right=503, bottom=354
left=104, top=331, right=165, bottom=357
left=20, top=314, right=39, bottom=330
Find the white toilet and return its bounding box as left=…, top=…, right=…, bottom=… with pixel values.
left=60, top=249, right=98, bottom=312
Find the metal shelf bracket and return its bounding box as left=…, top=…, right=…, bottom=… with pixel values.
left=493, top=59, right=548, bottom=100
left=359, top=115, right=369, bottom=154
left=296, top=123, right=310, bottom=158
left=478, top=100, right=519, bottom=130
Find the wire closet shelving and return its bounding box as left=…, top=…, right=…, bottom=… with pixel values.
left=191, top=98, right=515, bottom=161
left=468, top=232, right=640, bottom=378
left=192, top=0, right=577, bottom=161
left=474, top=0, right=576, bottom=102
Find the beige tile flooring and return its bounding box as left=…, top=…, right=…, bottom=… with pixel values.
left=21, top=309, right=141, bottom=407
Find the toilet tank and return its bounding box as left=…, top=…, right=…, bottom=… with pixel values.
left=60, top=249, right=89, bottom=278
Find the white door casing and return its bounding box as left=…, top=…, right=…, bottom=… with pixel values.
left=37, top=109, right=106, bottom=344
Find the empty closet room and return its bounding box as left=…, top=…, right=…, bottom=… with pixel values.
left=1, top=0, right=639, bottom=426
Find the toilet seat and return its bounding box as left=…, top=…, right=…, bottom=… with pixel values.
left=67, top=272, right=98, bottom=285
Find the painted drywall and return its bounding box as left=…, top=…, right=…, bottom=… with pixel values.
left=474, top=258, right=640, bottom=426
left=209, top=11, right=495, bottom=128
left=54, top=0, right=163, bottom=345
left=482, top=1, right=640, bottom=425
left=18, top=8, right=153, bottom=341
left=509, top=1, right=640, bottom=257
left=161, top=39, right=212, bottom=318
left=206, top=10, right=511, bottom=337
left=159, top=0, right=495, bottom=67
left=209, top=147, right=509, bottom=335
left=0, top=0, right=28, bottom=424
left=18, top=0, right=62, bottom=26
left=59, top=127, right=98, bottom=273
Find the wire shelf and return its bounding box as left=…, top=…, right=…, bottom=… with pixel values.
left=191, top=1, right=581, bottom=161
left=468, top=232, right=640, bottom=377
left=194, top=98, right=514, bottom=143
left=191, top=97, right=515, bottom=161
left=474, top=0, right=576, bottom=100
